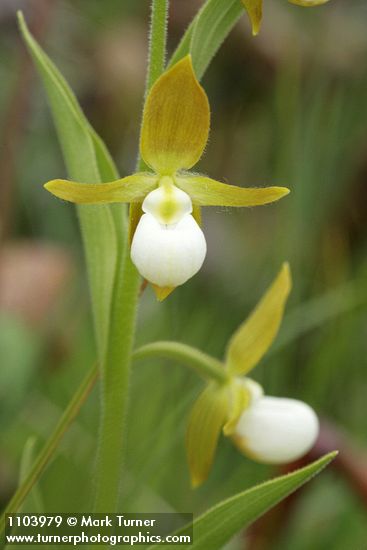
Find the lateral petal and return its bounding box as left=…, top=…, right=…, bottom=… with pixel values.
left=176, top=176, right=289, bottom=207
left=45, top=173, right=157, bottom=204
left=289, top=0, right=330, bottom=6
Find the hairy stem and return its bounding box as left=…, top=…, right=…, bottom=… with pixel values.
left=146, top=0, right=168, bottom=94
left=93, top=0, right=169, bottom=514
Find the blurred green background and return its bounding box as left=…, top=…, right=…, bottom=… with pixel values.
left=1, top=1, right=366, bottom=549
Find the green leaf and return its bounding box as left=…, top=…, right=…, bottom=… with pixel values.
left=190, top=0, right=244, bottom=80
left=18, top=12, right=122, bottom=357
left=169, top=0, right=244, bottom=80
left=148, top=452, right=337, bottom=550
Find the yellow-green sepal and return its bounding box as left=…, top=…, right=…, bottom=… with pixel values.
left=289, top=0, right=330, bottom=6
left=45, top=173, right=157, bottom=204
left=223, top=380, right=251, bottom=436
left=226, top=263, right=292, bottom=376
left=241, top=0, right=263, bottom=36
left=152, top=285, right=175, bottom=302
left=175, top=175, right=289, bottom=207
left=140, top=56, right=210, bottom=175
left=192, top=204, right=202, bottom=226
left=186, top=382, right=229, bottom=488
left=128, top=202, right=144, bottom=244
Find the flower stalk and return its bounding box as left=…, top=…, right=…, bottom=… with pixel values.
left=93, top=0, right=169, bottom=514
left=133, top=341, right=229, bottom=384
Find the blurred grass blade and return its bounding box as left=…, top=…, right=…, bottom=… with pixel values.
left=17, top=12, right=121, bottom=356
left=0, top=316, right=42, bottom=423
left=18, top=437, right=44, bottom=514
left=271, top=279, right=366, bottom=355
left=149, top=452, right=337, bottom=549
left=169, top=0, right=243, bottom=80
left=0, top=366, right=98, bottom=537
left=3, top=437, right=43, bottom=548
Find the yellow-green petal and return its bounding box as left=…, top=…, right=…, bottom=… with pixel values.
left=186, top=383, right=228, bottom=488
left=223, top=380, right=250, bottom=436
left=226, top=263, right=291, bottom=376
left=140, top=56, right=210, bottom=175
left=242, top=0, right=262, bottom=36
left=176, top=176, right=289, bottom=207
left=192, top=204, right=202, bottom=226
left=128, top=202, right=144, bottom=244
left=44, top=173, right=157, bottom=204
left=289, top=0, right=330, bottom=6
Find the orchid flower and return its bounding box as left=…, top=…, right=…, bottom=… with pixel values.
left=44, top=56, right=289, bottom=300
left=242, top=0, right=331, bottom=36
left=186, top=264, right=319, bottom=487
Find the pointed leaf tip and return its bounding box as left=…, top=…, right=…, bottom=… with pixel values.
left=146, top=451, right=337, bottom=550
left=17, top=10, right=26, bottom=28
left=140, top=56, right=210, bottom=175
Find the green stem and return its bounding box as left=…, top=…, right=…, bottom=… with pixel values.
left=137, top=0, right=168, bottom=173
left=94, top=257, right=140, bottom=512
left=133, top=342, right=228, bottom=384
left=146, top=0, right=168, bottom=95
left=93, top=0, right=169, bottom=514
left=0, top=367, right=98, bottom=537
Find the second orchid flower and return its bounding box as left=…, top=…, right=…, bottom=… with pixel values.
left=186, top=264, right=319, bottom=487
